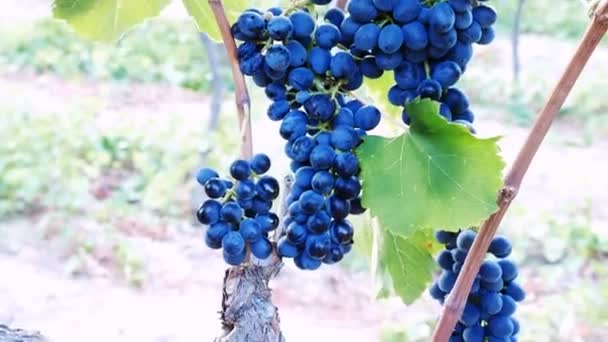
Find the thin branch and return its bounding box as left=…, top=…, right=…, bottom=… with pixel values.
left=432, top=1, right=608, bottom=340
left=208, top=0, right=253, bottom=159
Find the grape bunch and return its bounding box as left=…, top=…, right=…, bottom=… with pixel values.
left=195, top=154, right=280, bottom=266
left=430, top=229, right=525, bottom=341
left=233, top=4, right=380, bottom=270
left=343, top=0, right=497, bottom=129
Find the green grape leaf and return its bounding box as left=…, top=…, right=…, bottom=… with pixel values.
left=363, top=71, right=402, bottom=120
left=182, top=0, right=247, bottom=41
left=357, top=99, right=504, bottom=236
left=52, top=0, right=171, bottom=42
left=382, top=229, right=439, bottom=304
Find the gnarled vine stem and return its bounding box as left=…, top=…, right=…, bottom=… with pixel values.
left=432, top=1, right=608, bottom=340
left=208, top=1, right=287, bottom=341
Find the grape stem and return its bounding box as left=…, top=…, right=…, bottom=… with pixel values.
left=208, top=0, right=253, bottom=160
left=208, top=1, right=285, bottom=341
left=432, top=1, right=608, bottom=340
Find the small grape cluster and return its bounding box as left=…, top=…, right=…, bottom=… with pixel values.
left=430, top=229, right=525, bottom=341
left=343, top=0, right=496, bottom=129
left=195, top=154, right=280, bottom=266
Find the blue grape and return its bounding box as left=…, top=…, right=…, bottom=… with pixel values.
left=289, top=11, right=315, bottom=40
left=330, top=52, right=357, bottom=79
left=330, top=220, right=354, bottom=244
left=316, top=24, right=341, bottom=49
left=460, top=303, right=481, bottom=327
left=324, top=8, right=345, bottom=27
left=331, top=126, right=360, bottom=151
left=205, top=178, right=227, bottom=198
left=455, top=10, right=473, bottom=30
left=479, top=27, right=496, bottom=45
left=278, top=237, right=300, bottom=257
left=334, top=152, right=359, bottom=177
left=393, top=0, right=422, bottom=24
left=205, top=222, right=230, bottom=249
left=347, top=0, right=379, bottom=23
left=310, top=145, right=336, bottom=170
left=360, top=57, right=384, bottom=78
left=378, top=24, right=404, bottom=54
left=308, top=47, right=331, bottom=75
left=265, top=45, right=291, bottom=71
left=268, top=16, right=293, bottom=40
left=498, top=259, right=519, bottom=282
left=375, top=52, right=403, bottom=70
left=473, top=5, right=497, bottom=28
left=251, top=237, right=273, bottom=259
left=429, top=2, right=456, bottom=33
left=286, top=40, right=308, bottom=67
left=487, top=316, right=514, bottom=338
left=394, top=61, right=426, bottom=89
left=456, top=229, right=477, bottom=251
left=305, top=233, right=331, bottom=259
left=196, top=168, right=219, bottom=186
left=327, top=195, right=351, bottom=219
left=458, top=21, right=482, bottom=44
left=402, top=21, right=429, bottom=50
left=354, top=105, right=381, bottom=131
left=288, top=67, right=314, bottom=90
left=438, top=270, right=457, bottom=292
left=489, top=236, right=512, bottom=258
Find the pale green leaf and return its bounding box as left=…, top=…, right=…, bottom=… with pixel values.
left=363, top=71, right=402, bottom=120
left=357, top=99, right=504, bottom=237
left=382, top=229, right=438, bottom=304
left=182, top=0, right=247, bottom=41
left=52, top=0, right=171, bottom=42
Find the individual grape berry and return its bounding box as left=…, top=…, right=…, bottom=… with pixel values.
left=307, top=210, right=332, bottom=234
left=265, top=45, right=291, bottom=71
left=481, top=291, right=503, bottom=315
left=205, top=222, right=230, bottom=249
left=438, top=270, right=457, bottom=292
left=286, top=222, right=308, bottom=245
left=460, top=303, right=481, bottom=327
left=315, top=24, right=341, bottom=49
left=299, top=190, right=325, bottom=214
left=429, top=282, right=446, bottom=301
left=354, top=23, right=381, bottom=51
left=205, top=178, right=227, bottom=198
left=503, top=281, right=525, bottom=302
left=378, top=24, right=404, bottom=54
left=221, top=202, right=244, bottom=223
left=331, top=126, right=360, bottom=151
left=327, top=195, right=351, bottom=219
left=334, top=176, right=361, bottom=200
left=402, top=21, right=428, bottom=50
left=251, top=237, right=273, bottom=259
left=432, top=61, right=462, bottom=88
left=196, top=168, right=219, bottom=186
left=347, top=0, right=379, bottom=23
left=197, top=200, right=222, bottom=225
left=478, top=27, right=496, bottom=45
left=498, top=259, right=519, bottom=282
left=330, top=220, right=354, bottom=245
left=349, top=197, right=367, bottom=215
left=278, top=236, right=299, bottom=258
left=239, top=218, right=261, bottom=242
left=289, top=11, right=315, bottom=40
left=489, top=235, right=513, bottom=258
left=305, top=233, right=331, bottom=259
left=311, top=170, right=334, bottom=194
left=324, top=8, right=345, bottom=27
left=223, top=247, right=247, bottom=266
left=222, top=231, right=246, bottom=256
left=456, top=229, right=476, bottom=251
left=473, top=5, right=498, bottom=29
left=435, top=230, right=458, bottom=245
left=354, top=105, right=381, bottom=131
left=267, top=16, right=293, bottom=41
left=393, top=0, right=422, bottom=24
left=429, top=2, right=456, bottom=33
left=462, top=323, right=484, bottom=341
left=480, top=260, right=503, bottom=283
left=437, top=249, right=455, bottom=271
left=330, top=52, right=357, bottom=79
left=487, top=316, right=514, bottom=338
left=294, top=251, right=322, bottom=270
left=498, top=294, right=517, bottom=316
left=250, top=153, right=271, bottom=174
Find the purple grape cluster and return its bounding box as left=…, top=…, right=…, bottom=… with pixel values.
left=195, top=154, right=280, bottom=266
left=343, top=0, right=497, bottom=130
left=430, top=229, right=525, bottom=341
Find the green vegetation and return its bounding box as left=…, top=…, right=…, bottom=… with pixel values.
left=0, top=106, right=235, bottom=218
left=494, top=0, right=590, bottom=39
left=0, top=18, right=232, bottom=91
